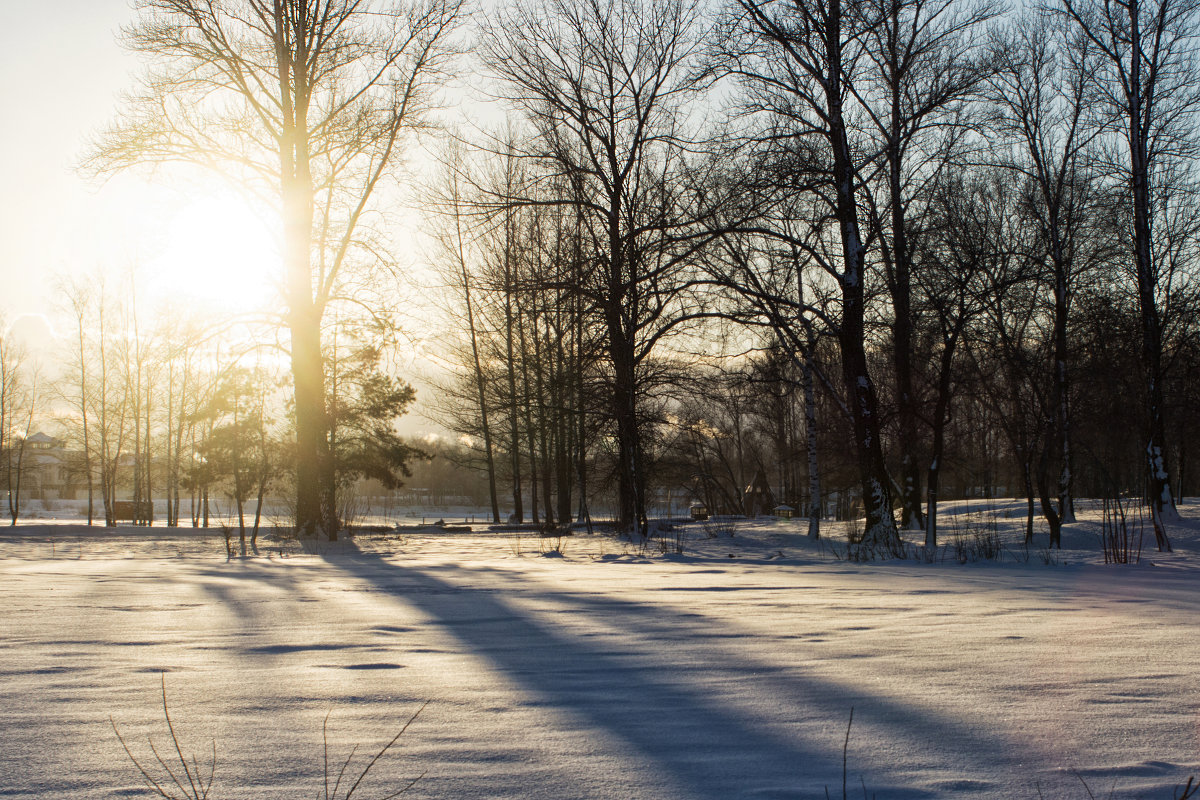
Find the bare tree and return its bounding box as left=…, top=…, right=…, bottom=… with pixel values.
left=480, top=0, right=721, bottom=536
left=431, top=146, right=503, bottom=523
left=859, top=0, right=994, bottom=531
left=56, top=278, right=98, bottom=525
left=156, top=311, right=210, bottom=528
left=94, top=283, right=132, bottom=527
left=432, top=143, right=605, bottom=528
left=1056, top=0, right=1200, bottom=549
left=0, top=325, right=40, bottom=525
left=916, top=170, right=1027, bottom=547
left=987, top=11, right=1110, bottom=527
left=87, top=0, right=463, bottom=538
left=703, top=215, right=835, bottom=539
left=720, top=0, right=903, bottom=548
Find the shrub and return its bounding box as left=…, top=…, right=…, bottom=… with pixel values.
left=703, top=518, right=740, bottom=539
left=1100, top=495, right=1144, bottom=565
left=112, top=676, right=426, bottom=800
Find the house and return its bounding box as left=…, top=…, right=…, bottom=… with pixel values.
left=10, top=432, right=80, bottom=501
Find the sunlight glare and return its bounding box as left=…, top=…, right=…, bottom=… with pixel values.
left=145, top=192, right=281, bottom=312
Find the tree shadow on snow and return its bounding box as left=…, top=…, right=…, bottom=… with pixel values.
left=317, top=544, right=1033, bottom=800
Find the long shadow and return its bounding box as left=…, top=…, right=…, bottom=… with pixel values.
left=409, top=561, right=1032, bottom=771
left=322, top=546, right=1027, bottom=800
left=190, top=560, right=309, bottom=624
left=425, top=562, right=1051, bottom=751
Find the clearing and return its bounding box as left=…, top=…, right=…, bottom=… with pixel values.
left=1, top=501, right=1198, bottom=799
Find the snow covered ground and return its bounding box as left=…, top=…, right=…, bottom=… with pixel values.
left=2, top=500, right=1198, bottom=799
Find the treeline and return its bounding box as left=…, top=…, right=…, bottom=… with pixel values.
left=0, top=276, right=424, bottom=542
left=426, top=0, right=1200, bottom=550
left=29, top=0, right=1200, bottom=550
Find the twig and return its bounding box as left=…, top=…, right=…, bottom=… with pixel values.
left=1071, top=769, right=1097, bottom=800
left=334, top=701, right=430, bottom=800
left=109, top=674, right=214, bottom=800
left=843, top=707, right=853, bottom=800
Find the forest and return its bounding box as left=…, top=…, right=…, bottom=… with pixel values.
left=2, top=0, right=1199, bottom=556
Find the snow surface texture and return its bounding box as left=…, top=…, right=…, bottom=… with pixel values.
left=1, top=500, right=1198, bottom=799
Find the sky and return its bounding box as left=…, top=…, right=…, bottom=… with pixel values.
left=0, top=1, right=145, bottom=327
left=0, top=2, right=335, bottom=345
left=0, top=1, right=452, bottom=442
left=0, top=2, right=438, bottom=379
left=0, top=1, right=288, bottom=347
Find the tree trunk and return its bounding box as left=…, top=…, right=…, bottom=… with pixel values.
left=461, top=247, right=501, bottom=523
left=554, top=319, right=573, bottom=526
left=830, top=89, right=897, bottom=544
left=144, top=378, right=153, bottom=526
left=609, top=330, right=645, bottom=535
left=276, top=1, right=334, bottom=540
left=1052, top=261, right=1076, bottom=524
left=575, top=304, right=592, bottom=533
left=532, top=316, right=554, bottom=528
left=888, top=126, right=925, bottom=533
left=802, top=340, right=821, bottom=540
left=253, top=476, right=266, bottom=545
left=1126, top=0, right=1174, bottom=551
left=290, top=303, right=327, bottom=536
left=518, top=309, right=540, bottom=525
left=925, top=460, right=939, bottom=549
left=76, top=315, right=94, bottom=527
left=924, top=341, right=955, bottom=549
left=1037, top=437, right=1062, bottom=548
left=825, top=4, right=899, bottom=547
left=1021, top=446, right=1035, bottom=545
left=132, top=327, right=143, bottom=528
left=234, top=394, right=246, bottom=539
left=504, top=246, right=524, bottom=523
left=98, top=310, right=115, bottom=528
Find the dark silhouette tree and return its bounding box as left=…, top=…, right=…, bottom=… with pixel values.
left=480, top=0, right=721, bottom=536
left=720, top=0, right=903, bottom=548
left=1056, top=0, right=1200, bottom=549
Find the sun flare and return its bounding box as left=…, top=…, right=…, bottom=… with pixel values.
left=144, top=191, right=282, bottom=312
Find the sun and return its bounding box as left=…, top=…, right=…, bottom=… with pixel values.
left=144, top=190, right=282, bottom=312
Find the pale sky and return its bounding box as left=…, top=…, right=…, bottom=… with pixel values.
left=0, top=2, right=463, bottom=436
left=0, top=1, right=144, bottom=325
left=0, top=2, right=446, bottom=347
left=0, top=2, right=307, bottom=346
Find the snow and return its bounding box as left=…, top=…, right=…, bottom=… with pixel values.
left=2, top=501, right=1199, bottom=799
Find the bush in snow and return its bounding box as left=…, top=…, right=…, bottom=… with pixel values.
left=111, top=677, right=425, bottom=800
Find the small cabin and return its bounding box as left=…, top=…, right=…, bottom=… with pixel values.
left=774, top=504, right=794, bottom=520
left=743, top=468, right=776, bottom=517
left=689, top=502, right=709, bottom=521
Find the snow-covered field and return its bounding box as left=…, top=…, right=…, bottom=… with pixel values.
left=2, top=500, right=1199, bottom=799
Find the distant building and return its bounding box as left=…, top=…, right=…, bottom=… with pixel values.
left=743, top=468, right=776, bottom=517
left=10, top=432, right=82, bottom=501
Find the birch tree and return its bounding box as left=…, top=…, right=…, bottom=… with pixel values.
left=1056, top=0, right=1200, bottom=549
left=721, top=0, right=903, bottom=548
